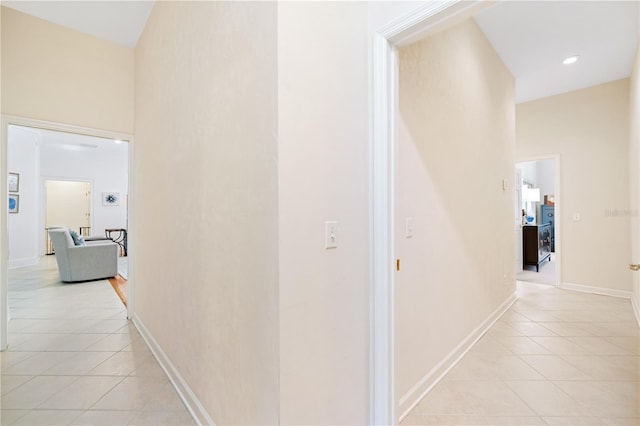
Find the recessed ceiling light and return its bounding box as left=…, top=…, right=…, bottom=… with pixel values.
left=563, top=55, right=580, bottom=65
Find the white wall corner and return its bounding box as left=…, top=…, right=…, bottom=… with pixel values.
left=397, top=291, right=518, bottom=421
left=561, top=282, right=633, bottom=300
left=132, top=315, right=215, bottom=426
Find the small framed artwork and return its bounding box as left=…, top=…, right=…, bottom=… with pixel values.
left=102, top=192, right=120, bottom=206
left=9, top=194, right=19, bottom=214
left=8, top=173, right=19, bottom=193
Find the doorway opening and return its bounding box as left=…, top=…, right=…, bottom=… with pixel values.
left=1, top=116, right=134, bottom=351
left=44, top=179, right=92, bottom=255
left=515, top=158, right=561, bottom=287
left=371, top=2, right=494, bottom=423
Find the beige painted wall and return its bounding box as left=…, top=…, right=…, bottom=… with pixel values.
left=278, top=3, right=370, bottom=423
left=517, top=80, right=631, bottom=293
left=134, top=2, right=278, bottom=424
left=630, top=43, right=640, bottom=315
left=0, top=6, right=133, bottom=133
left=277, top=1, right=422, bottom=424
left=396, top=19, right=515, bottom=413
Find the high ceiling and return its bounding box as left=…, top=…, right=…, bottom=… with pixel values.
left=2, top=1, right=639, bottom=103
left=2, top=0, right=154, bottom=48
left=474, top=1, right=639, bottom=103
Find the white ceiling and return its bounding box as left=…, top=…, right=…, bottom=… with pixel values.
left=2, top=1, right=638, bottom=103
left=2, top=0, right=154, bottom=48
left=474, top=1, right=639, bottom=103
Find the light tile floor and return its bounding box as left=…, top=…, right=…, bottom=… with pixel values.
left=401, top=281, right=640, bottom=425
left=5, top=260, right=639, bottom=426
left=1, top=257, right=195, bottom=426
left=516, top=253, right=556, bottom=286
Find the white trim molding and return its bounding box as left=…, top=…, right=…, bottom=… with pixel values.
left=371, top=29, right=396, bottom=425
left=1, top=117, right=9, bottom=351
left=561, top=282, right=633, bottom=299
left=397, top=292, right=518, bottom=421
left=1, top=114, right=133, bottom=142
left=132, top=315, right=214, bottom=426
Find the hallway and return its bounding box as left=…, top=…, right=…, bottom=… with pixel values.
left=402, top=282, right=639, bottom=425
left=0, top=257, right=195, bottom=425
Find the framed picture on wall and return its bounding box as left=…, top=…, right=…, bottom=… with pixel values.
left=9, top=194, right=19, bottom=214
left=102, top=192, right=120, bottom=206
left=8, top=173, right=19, bottom=193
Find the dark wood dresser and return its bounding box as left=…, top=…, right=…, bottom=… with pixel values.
left=523, top=223, right=551, bottom=272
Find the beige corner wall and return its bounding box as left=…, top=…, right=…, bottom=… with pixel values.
left=516, top=80, right=631, bottom=294
left=134, top=2, right=278, bottom=424
left=0, top=6, right=133, bottom=133
left=630, top=43, right=640, bottom=317
left=396, top=19, right=515, bottom=413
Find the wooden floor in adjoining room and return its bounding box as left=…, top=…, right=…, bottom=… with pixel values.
left=108, top=275, right=128, bottom=307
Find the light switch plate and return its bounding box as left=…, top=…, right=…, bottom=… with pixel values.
left=405, top=217, right=414, bottom=238
left=325, top=221, right=338, bottom=249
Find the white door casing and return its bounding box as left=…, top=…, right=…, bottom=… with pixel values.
left=370, top=1, right=494, bottom=423
left=515, top=155, right=562, bottom=287
left=0, top=115, right=134, bottom=351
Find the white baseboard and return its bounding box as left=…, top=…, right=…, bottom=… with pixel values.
left=8, top=257, right=38, bottom=269
left=398, top=292, right=518, bottom=421
left=132, top=314, right=215, bottom=426
left=561, top=282, right=632, bottom=299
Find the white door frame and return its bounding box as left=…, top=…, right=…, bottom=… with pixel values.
left=371, top=1, right=495, bottom=423
left=515, top=154, right=562, bottom=287
left=1, top=115, right=135, bottom=351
